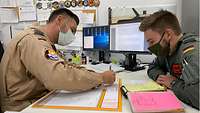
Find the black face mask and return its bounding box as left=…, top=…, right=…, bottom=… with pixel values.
left=148, top=32, right=170, bottom=56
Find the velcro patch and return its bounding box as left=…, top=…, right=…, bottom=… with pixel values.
left=171, top=64, right=182, bottom=77
left=45, top=49, right=59, bottom=61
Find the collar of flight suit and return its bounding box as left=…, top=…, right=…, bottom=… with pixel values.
left=27, top=25, right=55, bottom=46
left=169, top=34, right=183, bottom=56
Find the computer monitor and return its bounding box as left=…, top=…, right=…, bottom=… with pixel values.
left=83, top=25, right=110, bottom=62
left=110, top=22, right=149, bottom=53
left=110, top=22, right=150, bottom=71
left=83, top=25, right=110, bottom=51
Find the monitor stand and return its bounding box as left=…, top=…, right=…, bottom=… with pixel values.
left=124, top=53, right=145, bottom=71
left=99, top=51, right=111, bottom=64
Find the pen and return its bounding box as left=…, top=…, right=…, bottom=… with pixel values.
left=109, top=65, right=112, bottom=71
left=120, top=86, right=128, bottom=99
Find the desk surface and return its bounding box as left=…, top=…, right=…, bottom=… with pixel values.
left=21, top=67, right=199, bottom=113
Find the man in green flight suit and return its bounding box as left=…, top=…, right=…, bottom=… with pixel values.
left=139, top=10, right=199, bottom=109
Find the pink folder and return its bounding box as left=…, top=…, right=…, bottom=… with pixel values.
left=128, top=90, right=184, bottom=112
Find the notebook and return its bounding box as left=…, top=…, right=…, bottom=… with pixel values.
left=123, top=80, right=166, bottom=92
left=127, top=91, right=184, bottom=113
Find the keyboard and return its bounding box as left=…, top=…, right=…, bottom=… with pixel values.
left=81, top=63, right=125, bottom=73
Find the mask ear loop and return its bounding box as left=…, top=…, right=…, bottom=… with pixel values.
left=57, top=24, right=61, bottom=33
left=158, top=32, right=165, bottom=44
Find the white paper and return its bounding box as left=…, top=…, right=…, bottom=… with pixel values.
left=36, top=9, right=51, bottom=21
left=102, top=84, right=119, bottom=108
left=83, top=36, right=93, bottom=49
left=17, top=0, right=34, bottom=7
left=81, top=63, right=124, bottom=73
left=81, top=13, right=95, bottom=24
left=0, top=8, right=18, bottom=23
left=42, top=89, right=102, bottom=107
left=73, top=11, right=95, bottom=24
left=19, top=7, right=36, bottom=21
left=0, top=0, right=17, bottom=7
left=5, top=111, right=21, bottom=113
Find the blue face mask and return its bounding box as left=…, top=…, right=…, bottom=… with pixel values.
left=58, top=27, right=76, bottom=46
left=148, top=32, right=170, bottom=56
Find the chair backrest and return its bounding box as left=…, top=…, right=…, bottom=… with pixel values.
left=0, top=42, right=4, bottom=62
left=0, top=42, right=2, bottom=112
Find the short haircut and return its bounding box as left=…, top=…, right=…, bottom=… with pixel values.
left=139, top=10, right=181, bottom=35
left=48, top=8, right=79, bottom=25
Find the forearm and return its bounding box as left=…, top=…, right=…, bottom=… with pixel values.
left=147, top=66, right=165, bottom=81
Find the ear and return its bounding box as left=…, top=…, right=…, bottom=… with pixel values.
left=165, top=28, right=175, bottom=36
left=165, top=28, right=175, bottom=41
left=55, top=15, right=64, bottom=26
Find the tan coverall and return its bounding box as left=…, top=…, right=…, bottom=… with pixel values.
left=0, top=26, right=103, bottom=112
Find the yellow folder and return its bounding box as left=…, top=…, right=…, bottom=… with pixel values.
left=124, top=80, right=166, bottom=92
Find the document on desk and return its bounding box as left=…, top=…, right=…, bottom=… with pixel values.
left=81, top=63, right=125, bottom=73
left=41, top=89, right=102, bottom=107
left=123, top=80, right=165, bottom=92
left=32, top=79, right=122, bottom=112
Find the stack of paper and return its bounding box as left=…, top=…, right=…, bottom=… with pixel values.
left=128, top=91, right=184, bottom=113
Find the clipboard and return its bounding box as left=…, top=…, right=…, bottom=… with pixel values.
left=32, top=79, right=122, bottom=112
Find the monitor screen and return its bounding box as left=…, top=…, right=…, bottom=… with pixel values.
left=83, top=26, right=110, bottom=51
left=110, top=22, right=149, bottom=53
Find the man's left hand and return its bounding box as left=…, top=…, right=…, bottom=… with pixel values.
left=156, top=75, right=177, bottom=89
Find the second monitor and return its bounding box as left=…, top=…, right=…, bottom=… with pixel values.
left=110, top=22, right=149, bottom=53
left=110, top=22, right=150, bottom=71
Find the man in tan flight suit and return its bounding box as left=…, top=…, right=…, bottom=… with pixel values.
left=0, top=8, right=115, bottom=112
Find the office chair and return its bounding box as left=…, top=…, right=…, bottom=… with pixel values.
left=0, top=41, right=4, bottom=62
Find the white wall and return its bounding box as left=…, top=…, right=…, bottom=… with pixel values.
left=181, top=0, right=199, bottom=35
left=97, top=0, right=179, bottom=25
left=0, top=24, right=11, bottom=49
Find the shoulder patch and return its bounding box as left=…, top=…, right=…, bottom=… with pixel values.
left=45, top=49, right=60, bottom=61
left=183, top=45, right=194, bottom=54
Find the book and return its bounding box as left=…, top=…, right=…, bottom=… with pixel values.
left=123, top=80, right=166, bottom=92
left=127, top=90, right=184, bottom=113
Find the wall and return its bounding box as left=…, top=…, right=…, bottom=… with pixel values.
left=0, top=24, right=11, bottom=49
left=96, top=0, right=179, bottom=63
left=97, top=0, right=179, bottom=25
left=0, top=0, right=180, bottom=63
left=181, top=0, right=199, bottom=35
